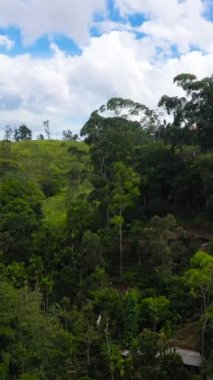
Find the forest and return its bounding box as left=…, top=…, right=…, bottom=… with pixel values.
left=0, top=73, right=213, bottom=380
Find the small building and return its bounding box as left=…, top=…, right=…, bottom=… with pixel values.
left=173, top=347, right=202, bottom=368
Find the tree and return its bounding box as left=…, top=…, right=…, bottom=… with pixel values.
left=130, top=329, right=188, bottom=380
left=36, top=133, right=44, bottom=140
left=142, top=215, right=178, bottom=285
left=185, top=251, right=213, bottom=370
left=63, top=130, right=78, bottom=141
left=138, top=142, right=181, bottom=213
left=130, top=329, right=163, bottom=380
left=141, top=296, right=170, bottom=331
left=109, top=162, right=140, bottom=278
left=129, top=220, right=144, bottom=265
left=4, top=125, right=13, bottom=141
left=122, top=289, right=140, bottom=344
left=14, top=125, right=32, bottom=141
left=43, top=120, right=50, bottom=139
left=102, top=339, right=126, bottom=380
left=191, top=153, right=213, bottom=211
left=7, top=262, right=27, bottom=288
left=81, top=109, right=151, bottom=177
left=159, top=73, right=213, bottom=150
left=0, top=280, right=74, bottom=379
left=80, top=230, right=104, bottom=273
left=0, top=179, right=43, bottom=262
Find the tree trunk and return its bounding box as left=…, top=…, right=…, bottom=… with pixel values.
left=105, top=320, right=114, bottom=380
left=137, top=246, right=141, bottom=265
left=86, top=337, right=91, bottom=367
left=201, top=290, right=207, bottom=377
left=201, top=312, right=207, bottom=377
left=71, top=237, right=76, bottom=269
left=106, top=207, right=110, bottom=232
left=119, top=208, right=123, bottom=279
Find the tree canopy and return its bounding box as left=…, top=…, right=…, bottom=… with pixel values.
left=0, top=73, right=212, bottom=379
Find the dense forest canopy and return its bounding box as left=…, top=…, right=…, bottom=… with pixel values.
left=0, top=74, right=213, bottom=379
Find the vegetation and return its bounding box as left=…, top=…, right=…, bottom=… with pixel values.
left=0, top=73, right=212, bottom=379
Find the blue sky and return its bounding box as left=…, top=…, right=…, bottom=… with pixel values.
left=0, top=1, right=147, bottom=57
left=0, top=0, right=212, bottom=137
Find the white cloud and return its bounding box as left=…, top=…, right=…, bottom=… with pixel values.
left=0, top=31, right=212, bottom=138
left=0, top=0, right=106, bottom=45
left=115, top=0, right=213, bottom=54
left=0, top=35, right=14, bottom=50
left=0, top=1, right=212, bottom=138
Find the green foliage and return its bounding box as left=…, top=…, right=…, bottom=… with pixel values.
left=81, top=110, right=151, bottom=177
left=19, top=375, right=40, bottom=380
left=15, top=125, right=32, bottom=141
left=81, top=230, right=104, bottom=273
left=102, top=341, right=126, bottom=378
left=141, top=296, right=170, bottom=330
left=0, top=279, right=74, bottom=379
left=63, top=129, right=78, bottom=141
left=122, top=289, right=140, bottom=344
left=159, top=74, right=213, bottom=150
left=91, top=287, right=121, bottom=321
left=0, top=178, right=43, bottom=262
left=7, top=261, right=27, bottom=287
left=131, top=329, right=190, bottom=380
left=110, top=161, right=140, bottom=212
left=185, top=251, right=213, bottom=299
left=0, top=79, right=212, bottom=378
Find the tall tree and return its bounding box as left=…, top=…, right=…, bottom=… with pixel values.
left=4, top=125, right=13, bottom=141
left=159, top=73, right=213, bottom=150
left=109, top=162, right=140, bottom=278
left=185, top=251, right=213, bottom=371
left=14, top=125, right=32, bottom=141
left=80, top=98, right=157, bottom=177
left=43, top=120, right=50, bottom=139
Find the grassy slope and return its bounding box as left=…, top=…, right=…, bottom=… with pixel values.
left=11, top=140, right=91, bottom=230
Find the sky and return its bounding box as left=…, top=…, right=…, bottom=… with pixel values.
left=0, top=0, right=212, bottom=138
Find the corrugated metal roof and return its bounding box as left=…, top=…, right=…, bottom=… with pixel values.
left=173, top=347, right=202, bottom=367
left=122, top=346, right=202, bottom=368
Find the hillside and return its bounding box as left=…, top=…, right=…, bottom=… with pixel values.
left=1, top=139, right=91, bottom=231
left=0, top=76, right=212, bottom=379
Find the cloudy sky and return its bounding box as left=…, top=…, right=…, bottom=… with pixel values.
left=0, top=0, right=212, bottom=138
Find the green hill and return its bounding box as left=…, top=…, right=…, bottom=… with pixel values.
left=0, top=75, right=212, bottom=378
left=1, top=139, right=91, bottom=232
